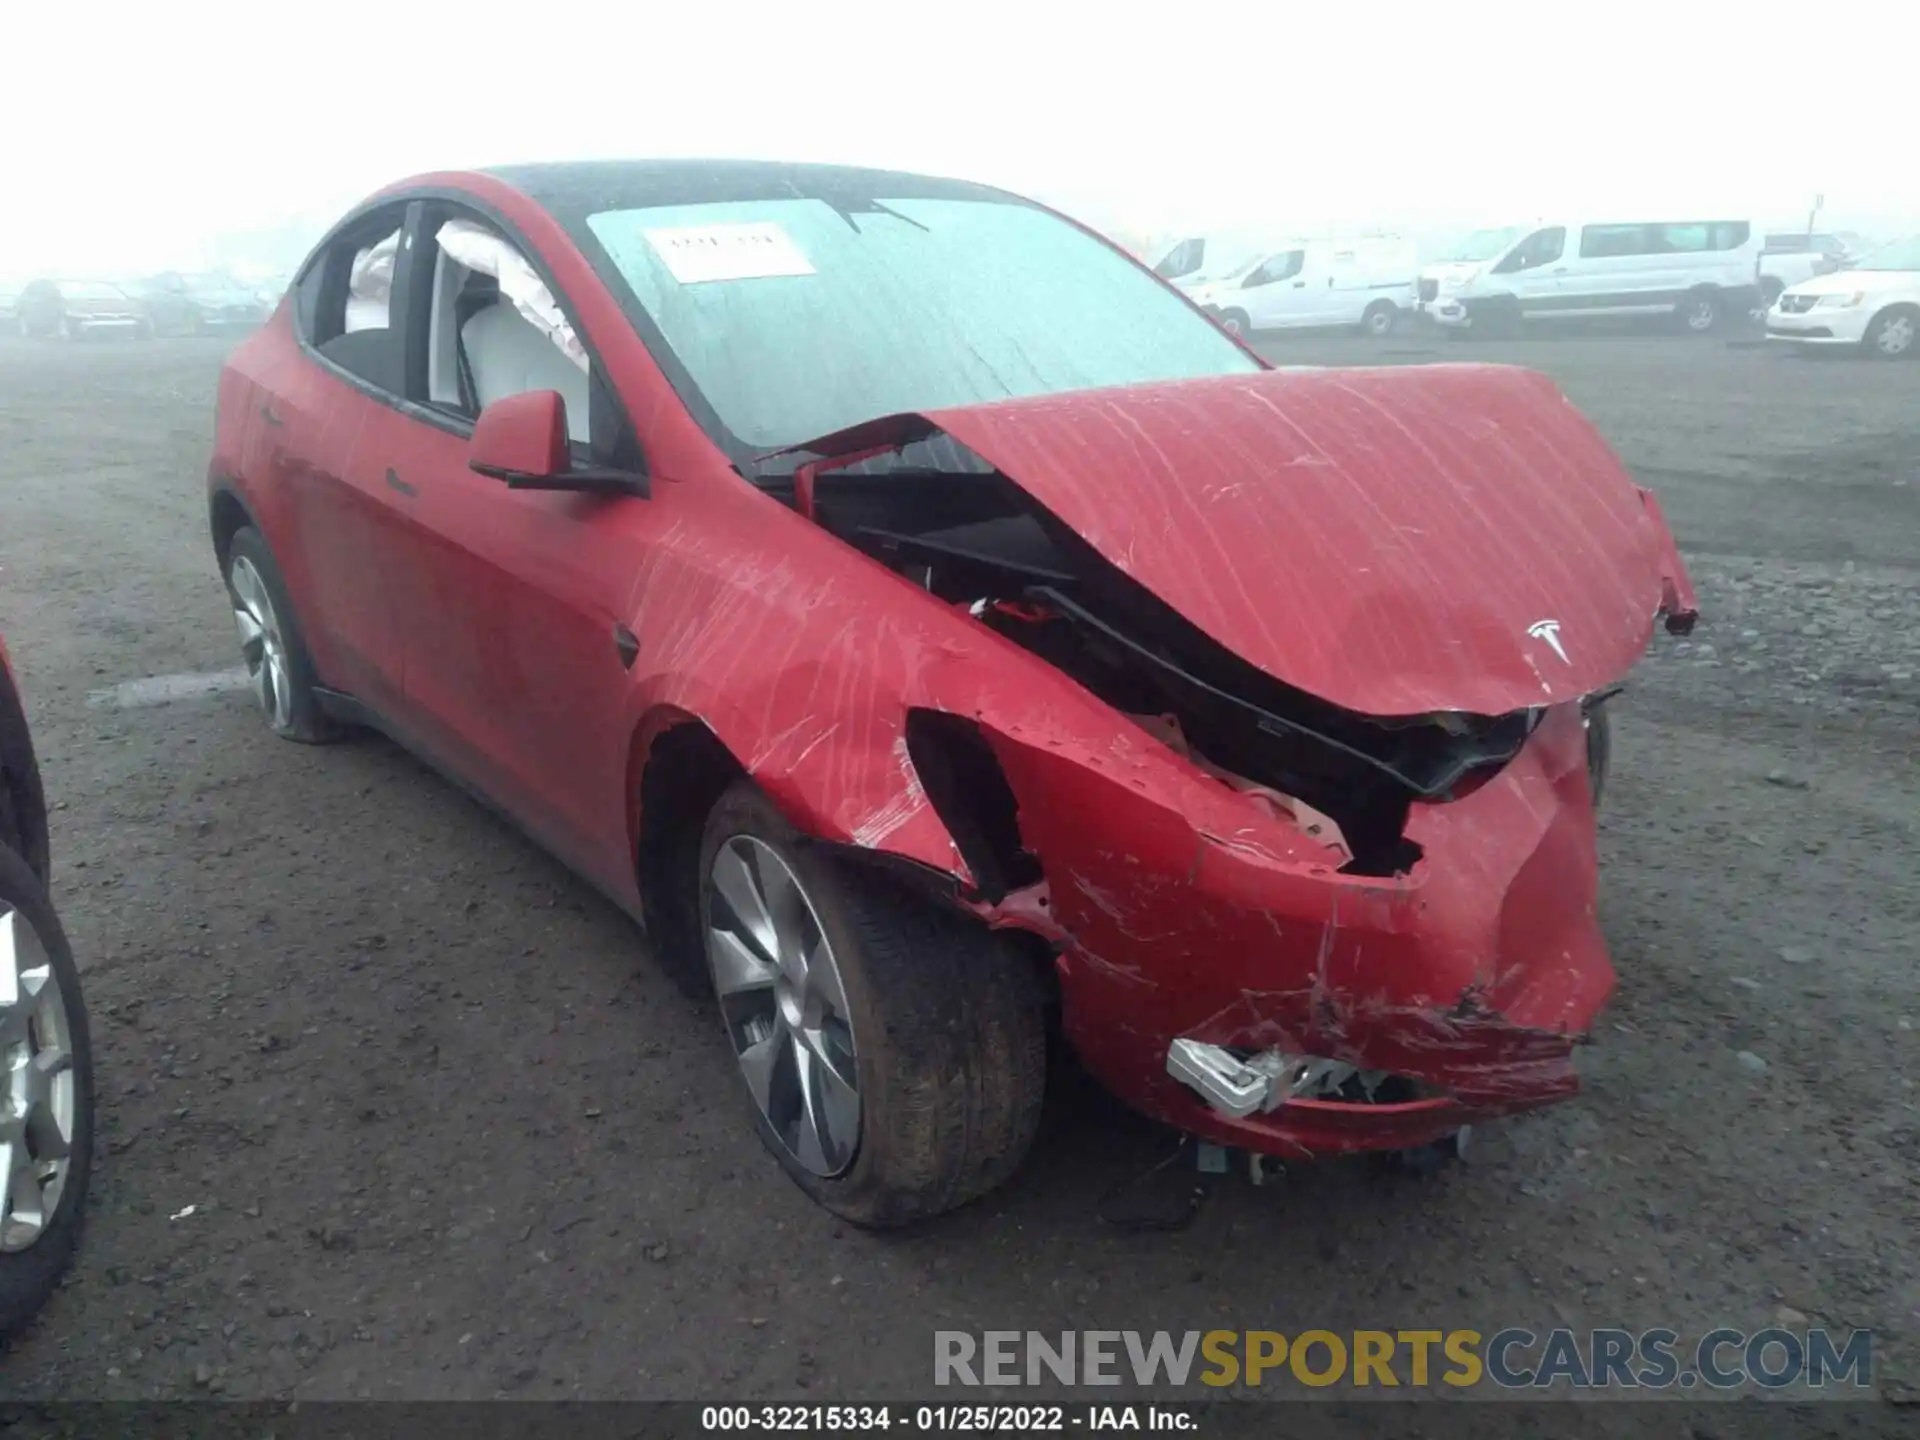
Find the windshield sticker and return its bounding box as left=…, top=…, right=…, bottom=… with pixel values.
left=644, top=223, right=816, bottom=285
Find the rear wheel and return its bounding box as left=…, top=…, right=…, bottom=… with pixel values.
left=1863, top=306, right=1917, bottom=359
left=698, top=780, right=1047, bottom=1227
left=0, top=843, right=94, bottom=1340
left=223, top=527, right=339, bottom=744
left=1759, top=276, right=1785, bottom=310
left=1361, top=300, right=1399, bottom=338
left=1677, top=288, right=1721, bottom=334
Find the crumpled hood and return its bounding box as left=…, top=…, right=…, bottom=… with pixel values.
left=790, top=364, right=1697, bottom=718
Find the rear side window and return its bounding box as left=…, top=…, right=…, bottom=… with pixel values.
left=1583, top=222, right=1751, bottom=257
left=301, top=212, right=408, bottom=395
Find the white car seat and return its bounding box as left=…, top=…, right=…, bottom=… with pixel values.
left=460, top=302, right=592, bottom=443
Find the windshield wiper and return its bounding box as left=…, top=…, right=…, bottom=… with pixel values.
left=821, top=196, right=931, bottom=234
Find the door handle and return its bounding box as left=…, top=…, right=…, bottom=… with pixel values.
left=1550, top=266, right=1569, bottom=273
left=258, top=403, right=284, bottom=428
left=1292, top=280, right=1306, bottom=288
left=384, top=467, right=417, bottom=498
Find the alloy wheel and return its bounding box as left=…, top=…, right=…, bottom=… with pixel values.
left=0, top=905, right=78, bottom=1253
left=1683, top=298, right=1717, bottom=332
left=1873, top=313, right=1915, bottom=357
left=705, top=836, right=861, bottom=1177
left=229, top=555, right=293, bottom=732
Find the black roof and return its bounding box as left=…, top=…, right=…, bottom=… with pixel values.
left=480, top=159, right=1023, bottom=219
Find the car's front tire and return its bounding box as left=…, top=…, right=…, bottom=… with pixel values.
left=697, top=779, right=1046, bottom=1227
left=1219, top=308, right=1253, bottom=340
left=0, top=842, right=94, bottom=1340
left=1863, top=305, right=1917, bottom=360
left=223, top=527, right=339, bottom=744
left=1585, top=704, right=1612, bottom=810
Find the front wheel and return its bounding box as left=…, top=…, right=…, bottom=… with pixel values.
left=698, top=780, right=1047, bottom=1227
left=0, top=843, right=95, bottom=1340
left=1219, top=308, right=1253, bottom=340
left=1863, top=306, right=1917, bottom=360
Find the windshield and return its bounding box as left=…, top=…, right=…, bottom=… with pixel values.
left=583, top=196, right=1259, bottom=453
left=59, top=281, right=127, bottom=300
left=1858, top=236, right=1920, bottom=271
left=1438, top=227, right=1523, bottom=263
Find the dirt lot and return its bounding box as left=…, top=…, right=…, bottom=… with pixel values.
left=0, top=326, right=1914, bottom=1422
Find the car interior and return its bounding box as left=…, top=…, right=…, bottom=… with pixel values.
left=426, top=221, right=592, bottom=443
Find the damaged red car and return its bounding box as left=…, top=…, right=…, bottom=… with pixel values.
left=207, top=161, right=1698, bottom=1226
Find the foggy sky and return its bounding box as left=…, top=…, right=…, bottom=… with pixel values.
left=4, top=1, right=1914, bottom=277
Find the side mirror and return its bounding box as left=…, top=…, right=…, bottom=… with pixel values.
left=468, top=391, right=647, bottom=498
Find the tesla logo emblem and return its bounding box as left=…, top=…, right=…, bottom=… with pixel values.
left=1527, top=619, right=1571, bottom=664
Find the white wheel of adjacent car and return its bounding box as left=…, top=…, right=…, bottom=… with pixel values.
left=1863, top=307, right=1917, bottom=359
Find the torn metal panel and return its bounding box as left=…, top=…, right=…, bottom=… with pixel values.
left=779, top=363, right=1695, bottom=717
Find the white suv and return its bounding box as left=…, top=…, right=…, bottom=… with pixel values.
left=1417, top=219, right=1762, bottom=335
left=1766, top=236, right=1920, bottom=358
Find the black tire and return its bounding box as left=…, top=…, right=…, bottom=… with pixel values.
left=1472, top=297, right=1523, bottom=339
left=697, top=780, right=1047, bottom=1227
left=223, top=526, right=340, bottom=744
left=1219, top=308, right=1253, bottom=340
left=1676, top=288, right=1721, bottom=335
left=1361, top=300, right=1399, bottom=338
left=0, top=843, right=95, bottom=1340
left=1759, top=277, right=1785, bottom=310
left=1585, top=704, right=1612, bottom=811
left=1862, top=305, right=1918, bottom=360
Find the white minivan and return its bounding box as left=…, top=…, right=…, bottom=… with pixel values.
left=1182, top=238, right=1419, bottom=338
left=1417, top=220, right=1762, bottom=334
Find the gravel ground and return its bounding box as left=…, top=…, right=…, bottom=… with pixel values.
left=0, top=326, right=1913, bottom=1427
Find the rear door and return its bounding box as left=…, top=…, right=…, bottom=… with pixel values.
left=256, top=204, right=418, bottom=715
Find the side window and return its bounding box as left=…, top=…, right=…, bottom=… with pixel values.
left=304, top=212, right=408, bottom=394
left=1494, top=227, right=1566, bottom=273
left=424, top=213, right=594, bottom=444
left=1657, top=224, right=1711, bottom=253
left=1579, top=224, right=1648, bottom=259
left=1714, top=221, right=1751, bottom=250
left=1154, top=238, right=1204, bottom=280
left=1246, top=249, right=1305, bottom=286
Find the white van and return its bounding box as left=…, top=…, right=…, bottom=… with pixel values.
left=1182, top=238, right=1419, bottom=338
left=1417, top=220, right=1762, bottom=334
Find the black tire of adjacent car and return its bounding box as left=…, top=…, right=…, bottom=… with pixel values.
left=1362, top=300, right=1398, bottom=338
left=1760, top=277, right=1785, bottom=310
left=1863, top=305, right=1918, bottom=360
left=1585, top=704, right=1612, bottom=811
left=0, top=843, right=95, bottom=1341
left=697, top=779, right=1048, bottom=1228
left=1220, top=308, right=1253, bottom=340
left=223, top=526, right=341, bottom=744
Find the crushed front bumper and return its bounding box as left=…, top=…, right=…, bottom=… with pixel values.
left=983, top=703, right=1612, bottom=1157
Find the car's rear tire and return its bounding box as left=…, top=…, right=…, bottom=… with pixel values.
left=1677, top=288, right=1721, bottom=335
left=1759, top=277, right=1785, bottom=310
left=1863, top=305, right=1917, bottom=360
left=223, top=527, right=340, bottom=744
left=697, top=779, right=1047, bottom=1227
left=0, top=842, right=94, bottom=1341
left=1219, top=308, right=1253, bottom=340
left=1361, top=300, right=1399, bottom=338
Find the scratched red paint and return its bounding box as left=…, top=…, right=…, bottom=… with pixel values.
left=209, top=165, right=1699, bottom=1161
